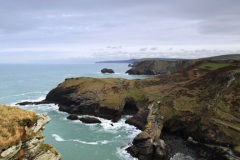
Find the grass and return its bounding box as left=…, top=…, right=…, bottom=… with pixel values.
left=235, top=146, right=240, bottom=152
left=213, top=119, right=240, bottom=132
left=53, top=60, right=240, bottom=147
left=0, top=104, right=40, bottom=151
left=0, top=104, right=59, bottom=157
left=40, top=143, right=58, bottom=155
left=198, top=62, right=231, bottom=71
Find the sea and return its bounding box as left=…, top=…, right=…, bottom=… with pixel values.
left=0, top=63, right=154, bottom=160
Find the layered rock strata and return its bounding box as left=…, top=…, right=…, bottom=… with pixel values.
left=126, top=105, right=169, bottom=160
left=0, top=113, right=61, bottom=160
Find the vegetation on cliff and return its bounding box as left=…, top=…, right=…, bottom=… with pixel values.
left=125, top=60, right=198, bottom=75
left=0, top=105, right=60, bottom=159
left=0, top=105, right=37, bottom=151
left=46, top=60, right=240, bottom=155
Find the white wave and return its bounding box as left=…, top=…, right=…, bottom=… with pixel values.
left=37, top=104, right=68, bottom=114
left=116, top=145, right=138, bottom=160
left=13, top=93, right=25, bottom=97
left=52, top=134, right=65, bottom=141
left=73, top=140, right=98, bottom=145
left=73, top=139, right=110, bottom=145
left=78, top=115, right=141, bottom=135
left=32, top=96, right=46, bottom=102
left=14, top=96, right=46, bottom=105
left=170, top=153, right=194, bottom=160
left=12, top=91, right=47, bottom=97
left=100, top=140, right=110, bottom=144
left=113, top=135, right=121, bottom=139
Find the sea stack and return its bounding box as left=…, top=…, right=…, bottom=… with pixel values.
left=101, top=68, right=114, bottom=74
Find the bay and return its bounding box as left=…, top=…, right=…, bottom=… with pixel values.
left=0, top=63, right=152, bottom=160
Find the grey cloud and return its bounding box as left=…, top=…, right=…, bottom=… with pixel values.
left=151, top=47, right=158, bottom=51
left=140, top=48, right=148, bottom=51
left=106, top=46, right=122, bottom=49
left=0, top=0, right=239, bottom=63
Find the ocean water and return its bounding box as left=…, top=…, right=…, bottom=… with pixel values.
left=0, top=63, right=153, bottom=160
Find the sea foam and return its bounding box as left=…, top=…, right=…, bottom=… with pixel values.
left=52, top=134, right=65, bottom=141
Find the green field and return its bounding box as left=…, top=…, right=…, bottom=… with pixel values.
left=198, top=62, right=231, bottom=70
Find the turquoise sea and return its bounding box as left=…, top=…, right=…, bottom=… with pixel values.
left=0, top=63, right=153, bottom=160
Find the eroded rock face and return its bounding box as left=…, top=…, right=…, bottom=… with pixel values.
left=126, top=60, right=193, bottom=75
left=126, top=105, right=169, bottom=160
left=26, top=112, right=51, bottom=133
left=0, top=113, right=61, bottom=160
left=125, top=111, right=148, bottom=131
left=101, top=68, right=114, bottom=73
left=0, top=142, right=22, bottom=160
left=79, top=117, right=101, bottom=123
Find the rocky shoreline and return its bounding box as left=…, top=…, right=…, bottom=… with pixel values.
left=17, top=61, right=240, bottom=160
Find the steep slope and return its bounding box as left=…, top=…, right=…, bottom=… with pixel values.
left=18, top=60, right=240, bottom=159
left=0, top=105, right=61, bottom=160
left=125, top=60, right=198, bottom=75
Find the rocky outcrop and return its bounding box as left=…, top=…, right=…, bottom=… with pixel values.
left=187, top=137, right=240, bottom=160
left=101, top=68, right=114, bottom=73
left=0, top=113, right=61, bottom=160
left=126, top=104, right=169, bottom=160
left=126, top=60, right=195, bottom=75
left=16, top=62, right=240, bottom=159
left=125, top=111, right=148, bottom=130
left=79, top=117, right=101, bottom=123
left=67, top=114, right=78, bottom=120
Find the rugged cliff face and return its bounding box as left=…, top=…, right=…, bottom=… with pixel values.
left=18, top=60, right=240, bottom=159
left=126, top=60, right=198, bottom=75
left=0, top=109, right=61, bottom=160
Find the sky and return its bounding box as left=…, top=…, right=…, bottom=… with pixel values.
left=0, top=0, right=240, bottom=63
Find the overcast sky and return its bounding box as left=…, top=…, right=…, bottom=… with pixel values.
left=0, top=0, right=240, bottom=63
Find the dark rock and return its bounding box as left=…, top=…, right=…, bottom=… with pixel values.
left=187, top=137, right=234, bottom=159
left=126, top=60, right=193, bottom=75
left=126, top=139, right=154, bottom=160
left=132, top=131, right=151, bottom=145
left=16, top=100, right=49, bottom=106
left=79, top=117, right=101, bottom=123
left=125, top=111, right=149, bottom=130
left=101, top=68, right=114, bottom=73
left=67, top=114, right=78, bottom=120
left=128, top=64, right=133, bottom=67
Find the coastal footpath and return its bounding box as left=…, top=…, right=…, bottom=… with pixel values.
left=0, top=105, right=61, bottom=160
left=19, top=60, right=240, bottom=159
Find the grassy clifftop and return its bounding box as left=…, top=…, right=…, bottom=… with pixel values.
left=55, top=60, right=240, bottom=151
left=0, top=105, right=60, bottom=159
left=0, top=105, right=38, bottom=150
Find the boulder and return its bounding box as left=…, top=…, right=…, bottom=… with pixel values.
left=67, top=114, right=78, bottom=120
left=79, top=117, right=101, bottom=123
left=101, top=68, right=114, bottom=74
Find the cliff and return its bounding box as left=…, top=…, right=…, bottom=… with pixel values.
left=126, top=60, right=198, bottom=75
left=0, top=105, right=61, bottom=160
left=18, top=60, right=240, bottom=159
